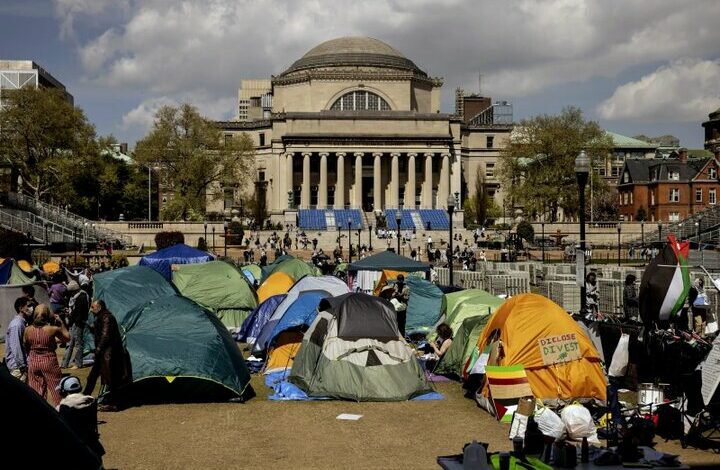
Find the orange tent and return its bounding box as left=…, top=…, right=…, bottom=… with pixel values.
left=257, top=272, right=295, bottom=304
left=42, top=261, right=60, bottom=275
left=475, top=293, right=606, bottom=404
left=265, top=330, right=304, bottom=373
left=372, top=270, right=406, bottom=296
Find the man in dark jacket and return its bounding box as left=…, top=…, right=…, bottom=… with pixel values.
left=84, top=300, right=132, bottom=411
left=60, top=281, right=90, bottom=369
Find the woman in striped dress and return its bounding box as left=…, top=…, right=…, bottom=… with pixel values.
left=24, top=304, right=70, bottom=405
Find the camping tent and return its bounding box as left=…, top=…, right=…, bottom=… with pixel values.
left=263, top=291, right=329, bottom=351
left=138, top=243, right=213, bottom=280
left=0, top=363, right=103, bottom=469
left=434, top=315, right=489, bottom=376
left=93, top=266, right=177, bottom=315
left=348, top=250, right=430, bottom=273
left=473, top=293, right=606, bottom=404
left=288, top=293, right=432, bottom=401
left=261, top=256, right=319, bottom=282
left=241, top=264, right=262, bottom=285
left=238, top=294, right=287, bottom=345
left=405, top=277, right=445, bottom=334
left=0, top=259, right=35, bottom=285
left=172, top=260, right=258, bottom=330
left=0, top=259, right=12, bottom=284
left=0, top=283, right=50, bottom=342
left=432, top=289, right=503, bottom=341
left=257, top=272, right=295, bottom=304
left=253, top=276, right=350, bottom=352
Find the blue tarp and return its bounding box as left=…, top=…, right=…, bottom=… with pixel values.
left=265, top=291, right=327, bottom=348
left=139, top=244, right=213, bottom=280
left=0, top=259, right=12, bottom=285
left=237, top=294, right=286, bottom=344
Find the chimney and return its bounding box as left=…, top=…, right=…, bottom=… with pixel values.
left=679, top=147, right=688, bottom=163
left=120, top=142, right=128, bottom=154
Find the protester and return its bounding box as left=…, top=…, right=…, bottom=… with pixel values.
left=56, top=375, right=105, bottom=458
left=61, top=281, right=90, bottom=370
left=84, top=300, right=132, bottom=411
left=585, top=272, right=599, bottom=315
left=24, top=304, right=69, bottom=405
left=22, top=285, right=39, bottom=310
left=48, top=276, right=66, bottom=314
left=4, top=297, right=33, bottom=382
left=392, top=274, right=410, bottom=336
left=623, top=274, right=639, bottom=322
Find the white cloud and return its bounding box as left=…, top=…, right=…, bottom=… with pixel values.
left=54, top=0, right=128, bottom=39
left=120, top=93, right=236, bottom=133
left=597, top=59, right=720, bottom=122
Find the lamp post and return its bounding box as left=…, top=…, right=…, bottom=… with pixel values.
left=204, top=221, right=208, bottom=248
left=658, top=222, right=662, bottom=244
left=641, top=221, right=644, bottom=249
left=447, top=194, right=456, bottom=286
left=617, top=224, right=622, bottom=267
left=224, top=220, right=228, bottom=257
left=347, top=217, right=352, bottom=263
left=212, top=226, right=216, bottom=253
left=357, top=228, right=361, bottom=256
left=541, top=222, right=545, bottom=263
left=148, top=165, right=152, bottom=221
left=395, top=210, right=402, bottom=254
left=369, top=224, right=373, bottom=251
left=575, top=150, right=590, bottom=315
left=73, top=227, right=78, bottom=265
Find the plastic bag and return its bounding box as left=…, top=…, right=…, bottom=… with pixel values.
left=534, top=404, right=566, bottom=440
left=509, top=413, right=528, bottom=440
left=560, top=403, right=599, bottom=444
left=608, top=333, right=629, bottom=377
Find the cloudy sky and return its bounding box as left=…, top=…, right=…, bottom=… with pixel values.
left=2, top=0, right=719, bottom=148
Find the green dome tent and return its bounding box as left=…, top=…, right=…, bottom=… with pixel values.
left=432, top=288, right=503, bottom=341
left=434, top=315, right=489, bottom=376
left=93, top=266, right=253, bottom=404
left=172, top=261, right=258, bottom=330
left=405, top=277, right=445, bottom=334
left=261, top=256, right=320, bottom=282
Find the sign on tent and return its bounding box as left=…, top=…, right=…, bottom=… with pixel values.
left=538, top=333, right=581, bottom=365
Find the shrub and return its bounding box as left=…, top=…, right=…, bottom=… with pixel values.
left=197, top=236, right=208, bottom=251
left=517, top=221, right=535, bottom=243
left=155, top=231, right=185, bottom=250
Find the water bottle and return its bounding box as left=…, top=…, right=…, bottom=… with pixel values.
left=512, top=436, right=524, bottom=458
left=581, top=437, right=589, bottom=463
left=499, top=452, right=511, bottom=470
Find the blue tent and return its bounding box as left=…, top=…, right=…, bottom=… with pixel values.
left=0, top=259, right=12, bottom=285
left=139, top=244, right=213, bottom=280
left=238, top=294, right=286, bottom=344
left=265, top=291, right=327, bottom=349
left=405, top=277, right=445, bottom=334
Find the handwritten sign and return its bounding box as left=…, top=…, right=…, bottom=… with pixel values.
left=539, top=333, right=581, bottom=365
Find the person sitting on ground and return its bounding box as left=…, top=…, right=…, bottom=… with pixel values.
left=56, top=375, right=105, bottom=458
left=430, top=323, right=453, bottom=359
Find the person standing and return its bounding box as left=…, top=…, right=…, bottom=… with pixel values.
left=84, top=300, right=132, bottom=411
left=47, top=276, right=66, bottom=314
left=392, top=274, right=411, bottom=336
left=623, top=274, right=639, bottom=322
left=24, top=304, right=69, bottom=405
left=4, top=297, right=33, bottom=382
left=61, top=281, right=90, bottom=369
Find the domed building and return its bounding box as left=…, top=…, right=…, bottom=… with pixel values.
left=215, top=37, right=513, bottom=229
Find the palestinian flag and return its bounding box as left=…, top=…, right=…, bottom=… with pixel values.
left=639, top=235, right=690, bottom=325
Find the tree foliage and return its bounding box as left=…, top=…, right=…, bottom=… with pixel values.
left=0, top=87, right=97, bottom=200
left=133, top=104, right=254, bottom=221
left=516, top=220, right=535, bottom=243
left=498, top=107, right=614, bottom=221
left=464, top=168, right=501, bottom=226
left=154, top=231, right=185, bottom=250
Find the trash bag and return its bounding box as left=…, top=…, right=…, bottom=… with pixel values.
left=535, top=403, right=566, bottom=440
left=561, top=403, right=599, bottom=444
left=608, top=333, right=630, bottom=377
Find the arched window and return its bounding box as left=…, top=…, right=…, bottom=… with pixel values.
left=330, top=91, right=391, bottom=111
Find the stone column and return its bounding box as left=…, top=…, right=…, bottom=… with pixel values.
left=318, top=152, right=328, bottom=208
left=391, top=153, right=400, bottom=208
left=354, top=152, right=363, bottom=209
left=439, top=153, right=450, bottom=208
left=335, top=152, right=345, bottom=209
left=285, top=152, right=294, bottom=209
left=423, top=153, right=433, bottom=208
left=373, top=152, right=382, bottom=211
left=302, top=152, right=311, bottom=208
left=406, top=153, right=417, bottom=208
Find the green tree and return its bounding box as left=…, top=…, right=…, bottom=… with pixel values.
left=465, top=168, right=501, bottom=226
left=516, top=220, right=535, bottom=243
left=498, top=107, right=613, bottom=221
left=133, top=104, right=254, bottom=220
left=0, top=87, right=97, bottom=200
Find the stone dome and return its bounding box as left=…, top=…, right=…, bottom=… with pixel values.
left=278, top=37, right=426, bottom=77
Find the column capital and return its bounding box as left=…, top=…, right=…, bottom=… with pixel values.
left=441, top=153, right=451, bottom=158
left=302, top=152, right=312, bottom=158
left=407, top=152, right=417, bottom=158
left=284, top=152, right=294, bottom=158
left=336, top=152, right=346, bottom=158
left=319, top=152, right=329, bottom=157
left=390, top=152, right=401, bottom=158
left=373, top=152, right=383, bottom=158
left=424, top=152, right=434, bottom=158
left=354, top=152, right=364, bottom=158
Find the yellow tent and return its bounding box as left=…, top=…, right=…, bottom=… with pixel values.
left=371, top=270, right=406, bottom=296
left=257, top=272, right=295, bottom=304
left=264, top=330, right=304, bottom=373
left=475, top=293, right=606, bottom=403
left=43, top=261, right=60, bottom=275
left=17, top=260, right=33, bottom=273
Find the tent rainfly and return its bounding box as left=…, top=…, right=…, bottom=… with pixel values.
left=348, top=250, right=430, bottom=273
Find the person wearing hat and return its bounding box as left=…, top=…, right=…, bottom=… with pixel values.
left=57, top=376, right=105, bottom=458
left=61, top=281, right=90, bottom=370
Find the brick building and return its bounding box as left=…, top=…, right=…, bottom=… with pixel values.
left=617, top=149, right=720, bottom=222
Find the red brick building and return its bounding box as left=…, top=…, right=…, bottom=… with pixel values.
left=617, top=149, right=720, bottom=222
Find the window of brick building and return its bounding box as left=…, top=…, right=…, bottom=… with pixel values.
left=669, top=188, right=679, bottom=202
left=669, top=212, right=680, bottom=222
left=710, top=189, right=717, bottom=205
left=696, top=188, right=703, bottom=203
left=669, top=171, right=680, bottom=181
left=710, top=168, right=717, bottom=179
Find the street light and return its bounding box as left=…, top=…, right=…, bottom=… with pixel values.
left=541, top=222, right=545, bottom=264
left=347, top=217, right=352, bottom=263
left=395, top=209, right=402, bottom=254
left=369, top=223, right=373, bottom=251
left=212, top=226, right=216, bottom=253
left=617, top=223, right=622, bottom=267
left=224, top=220, right=229, bottom=257
left=204, top=221, right=208, bottom=248
left=575, top=150, right=590, bottom=315
left=641, top=221, right=644, bottom=249
left=447, top=194, right=456, bottom=286
left=658, top=222, right=662, bottom=244
left=357, top=228, right=361, bottom=256
left=73, top=227, right=78, bottom=265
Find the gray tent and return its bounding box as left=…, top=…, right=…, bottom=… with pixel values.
left=288, top=292, right=432, bottom=401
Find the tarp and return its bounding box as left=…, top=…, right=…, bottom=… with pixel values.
left=254, top=276, right=350, bottom=352
left=348, top=250, right=430, bottom=272
left=93, top=266, right=177, bottom=315
left=238, top=294, right=287, bottom=345
left=474, top=293, right=606, bottom=404
left=434, top=315, right=489, bottom=376
left=0, top=363, right=103, bottom=469
left=139, top=243, right=213, bottom=280
left=0, top=283, right=50, bottom=342
left=405, top=277, right=445, bottom=334
left=261, top=256, right=320, bottom=282
left=257, top=272, right=295, bottom=304
left=288, top=292, right=432, bottom=401
left=172, top=261, right=258, bottom=330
